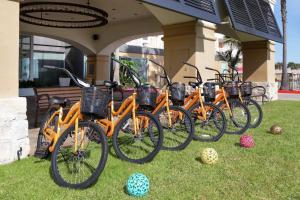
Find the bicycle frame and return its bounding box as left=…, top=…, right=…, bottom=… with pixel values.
left=152, top=89, right=185, bottom=127
left=183, top=87, right=208, bottom=120
left=213, top=87, right=233, bottom=116
left=183, top=86, right=233, bottom=119
left=43, top=91, right=139, bottom=153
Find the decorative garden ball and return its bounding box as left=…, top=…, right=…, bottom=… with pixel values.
left=270, top=124, right=283, bottom=135
left=240, top=135, right=255, bottom=148
left=200, top=148, right=218, bottom=165
left=126, top=173, right=149, bottom=197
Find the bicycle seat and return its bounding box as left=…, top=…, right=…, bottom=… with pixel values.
left=49, top=96, right=71, bottom=108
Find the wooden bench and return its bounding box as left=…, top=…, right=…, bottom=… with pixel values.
left=34, top=87, right=82, bottom=126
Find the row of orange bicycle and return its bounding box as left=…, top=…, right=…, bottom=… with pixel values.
left=34, top=57, right=263, bottom=189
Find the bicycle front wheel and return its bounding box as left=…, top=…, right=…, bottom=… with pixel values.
left=51, top=121, right=108, bottom=189
left=188, top=102, right=226, bottom=142
left=218, top=99, right=251, bottom=135
left=156, top=106, right=194, bottom=151
left=112, top=111, right=163, bottom=164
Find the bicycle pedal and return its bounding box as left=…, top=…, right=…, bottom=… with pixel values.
left=34, top=147, right=50, bottom=159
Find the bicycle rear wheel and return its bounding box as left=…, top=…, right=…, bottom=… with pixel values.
left=35, top=108, right=58, bottom=159
left=112, top=111, right=163, bottom=164
left=188, top=102, right=226, bottom=142
left=218, top=99, right=251, bottom=135
left=51, top=121, right=108, bottom=189
left=155, top=106, right=194, bottom=151
left=243, top=98, right=263, bottom=128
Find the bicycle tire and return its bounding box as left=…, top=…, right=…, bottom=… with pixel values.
left=155, top=106, right=194, bottom=151
left=188, top=102, right=226, bottom=142
left=243, top=98, right=263, bottom=128
left=112, top=111, right=163, bottom=164
left=218, top=99, right=251, bottom=135
left=35, top=108, right=58, bottom=158
left=51, top=121, right=108, bottom=189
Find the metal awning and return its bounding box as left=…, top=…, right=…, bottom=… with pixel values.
left=224, top=0, right=283, bottom=43
left=142, top=0, right=221, bottom=24
left=142, top=0, right=283, bottom=43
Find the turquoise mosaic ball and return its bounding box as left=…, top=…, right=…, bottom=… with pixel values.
left=126, top=173, right=149, bottom=197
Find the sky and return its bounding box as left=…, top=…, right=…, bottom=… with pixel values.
left=274, top=0, right=300, bottom=63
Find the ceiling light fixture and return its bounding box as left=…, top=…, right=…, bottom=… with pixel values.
left=20, top=1, right=108, bottom=28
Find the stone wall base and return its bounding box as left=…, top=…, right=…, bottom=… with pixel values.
left=0, top=97, right=29, bottom=164
left=252, top=82, right=278, bottom=101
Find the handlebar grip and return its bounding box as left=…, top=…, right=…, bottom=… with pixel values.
left=205, top=67, right=215, bottom=71
left=183, top=76, right=197, bottom=79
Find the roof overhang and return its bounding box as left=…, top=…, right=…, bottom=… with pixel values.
left=142, top=0, right=283, bottom=43
left=141, top=0, right=221, bottom=24
left=224, top=0, right=283, bottom=43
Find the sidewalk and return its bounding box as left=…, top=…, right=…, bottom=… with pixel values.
left=278, top=93, right=300, bottom=101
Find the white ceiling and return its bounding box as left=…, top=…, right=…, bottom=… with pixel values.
left=21, top=0, right=152, bottom=24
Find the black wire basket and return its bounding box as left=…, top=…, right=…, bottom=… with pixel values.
left=137, top=84, right=158, bottom=110
left=81, top=87, right=110, bottom=119
left=170, top=82, right=186, bottom=106
left=224, top=81, right=240, bottom=97
left=240, top=82, right=252, bottom=97
left=203, top=82, right=216, bottom=102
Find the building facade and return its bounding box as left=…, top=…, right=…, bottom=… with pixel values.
left=0, top=0, right=281, bottom=164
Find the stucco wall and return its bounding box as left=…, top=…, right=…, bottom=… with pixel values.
left=0, top=0, right=19, bottom=97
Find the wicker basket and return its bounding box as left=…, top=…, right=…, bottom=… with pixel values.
left=80, top=87, right=110, bottom=119
left=170, top=82, right=185, bottom=106
left=203, top=82, right=216, bottom=102
left=240, top=82, right=252, bottom=97
left=137, top=84, right=158, bottom=110
left=224, top=82, right=240, bottom=97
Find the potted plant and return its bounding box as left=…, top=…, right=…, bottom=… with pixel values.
left=59, top=72, right=71, bottom=87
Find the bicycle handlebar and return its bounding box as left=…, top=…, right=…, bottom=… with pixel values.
left=182, top=62, right=203, bottom=84
left=149, top=59, right=172, bottom=86
left=205, top=67, right=225, bottom=83
left=227, top=65, right=240, bottom=81
left=42, top=65, right=90, bottom=88
left=111, top=58, right=141, bottom=88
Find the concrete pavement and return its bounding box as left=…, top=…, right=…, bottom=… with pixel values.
left=278, top=93, right=300, bottom=101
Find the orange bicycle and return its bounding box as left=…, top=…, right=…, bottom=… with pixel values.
left=149, top=60, right=194, bottom=151
left=181, top=62, right=227, bottom=142
left=35, top=61, right=163, bottom=188
left=223, top=65, right=263, bottom=128
left=204, top=67, right=251, bottom=135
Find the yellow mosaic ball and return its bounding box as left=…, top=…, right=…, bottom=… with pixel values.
left=201, top=148, right=218, bottom=165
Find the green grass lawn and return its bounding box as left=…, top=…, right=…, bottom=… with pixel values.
left=0, top=101, right=299, bottom=200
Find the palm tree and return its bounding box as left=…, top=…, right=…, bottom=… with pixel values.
left=217, top=37, right=242, bottom=79
left=280, top=0, right=289, bottom=90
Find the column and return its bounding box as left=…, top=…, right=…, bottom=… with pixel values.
left=0, top=0, right=29, bottom=164
left=95, top=55, right=110, bottom=84
left=163, top=21, right=217, bottom=83
left=87, top=54, right=111, bottom=84
left=86, top=55, right=96, bottom=83
left=242, top=40, right=278, bottom=100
